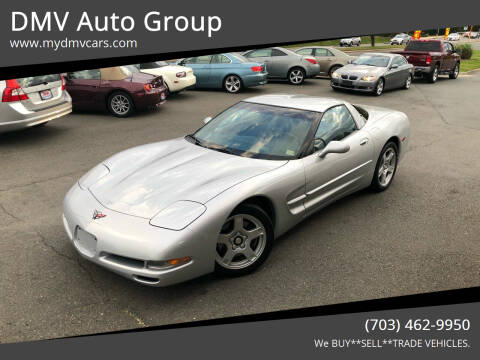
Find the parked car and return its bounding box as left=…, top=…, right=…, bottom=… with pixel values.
left=176, top=53, right=267, bottom=93
left=340, top=37, right=361, bottom=46
left=295, top=46, right=354, bottom=78
left=447, top=33, right=461, bottom=41
left=63, top=94, right=410, bottom=286
left=331, top=53, right=413, bottom=96
left=66, top=67, right=167, bottom=117
left=0, top=74, right=72, bottom=133
left=394, top=39, right=460, bottom=83
left=243, top=47, right=320, bottom=85
left=391, top=33, right=411, bottom=45
left=127, top=61, right=196, bottom=94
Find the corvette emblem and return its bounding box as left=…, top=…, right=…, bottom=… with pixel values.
left=92, top=210, right=106, bottom=220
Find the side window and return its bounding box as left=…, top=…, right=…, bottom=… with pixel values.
left=246, top=49, right=272, bottom=58
left=314, top=105, right=357, bottom=151
left=183, top=57, right=196, bottom=64
left=271, top=49, right=287, bottom=56
left=297, top=48, right=313, bottom=56
left=211, top=55, right=231, bottom=64
left=392, top=57, right=404, bottom=67
left=315, top=48, right=334, bottom=57
left=69, top=69, right=101, bottom=80
left=195, top=55, right=213, bottom=64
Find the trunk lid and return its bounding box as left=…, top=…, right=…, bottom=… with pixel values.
left=15, top=74, right=65, bottom=112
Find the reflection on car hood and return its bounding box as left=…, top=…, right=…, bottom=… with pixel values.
left=336, top=64, right=386, bottom=76
left=89, top=138, right=287, bottom=219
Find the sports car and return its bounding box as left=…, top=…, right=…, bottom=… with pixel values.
left=63, top=95, right=410, bottom=286
left=331, top=53, right=413, bottom=96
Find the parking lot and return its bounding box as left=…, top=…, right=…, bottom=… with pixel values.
left=1, top=71, right=479, bottom=343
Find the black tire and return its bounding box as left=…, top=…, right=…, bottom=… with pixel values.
left=449, top=62, right=460, bottom=79
left=215, top=203, right=274, bottom=277
left=287, top=67, right=305, bottom=85
left=428, top=65, right=439, bottom=83
left=328, top=65, right=342, bottom=78
left=223, top=74, right=242, bottom=93
left=374, top=78, right=385, bottom=96
left=371, top=141, right=399, bottom=192
left=107, top=91, right=134, bottom=117
left=403, top=74, right=412, bottom=89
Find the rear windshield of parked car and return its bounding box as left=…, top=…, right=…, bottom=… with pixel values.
left=405, top=41, right=442, bottom=52
left=16, top=74, right=61, bottom=88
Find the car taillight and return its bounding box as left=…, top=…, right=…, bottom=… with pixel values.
left=176, top=71, right=186, bottom=78
left=2, top=79, right=29, bottom=102
left=144, top=83, right=152, bottom=92
left=251, top=66, right=263, bottom=72
left=426, top=55, right=432, bottom=65
left=60, top=74, right=66, bottom=91
left=305, top=58, right=317, bottom=65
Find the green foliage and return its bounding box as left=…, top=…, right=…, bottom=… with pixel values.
left=459, top=44, right=473, bottom=60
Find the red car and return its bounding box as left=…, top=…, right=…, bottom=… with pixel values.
left=66, top=67, right=167, bottom=117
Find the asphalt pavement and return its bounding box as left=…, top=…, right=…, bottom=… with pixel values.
left=1, top=71, right=479, bottom=343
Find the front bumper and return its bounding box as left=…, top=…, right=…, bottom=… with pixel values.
left=242, top=72, right=268, bottom=87
left=331, top=78, right=376, bottom=93
left=63, top=184, right=214, bottom=286
left=0, top=95, right=72, bottom=133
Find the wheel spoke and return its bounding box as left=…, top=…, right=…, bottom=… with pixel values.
left=221, top=249, right=235, bottom=265
left=218, top=234, right=231, bottom=246
left=233, top=215, right=244, bottom=232
left=246, top=227, right=264, bottom=241
left=243, top=246, right=257, bottom=261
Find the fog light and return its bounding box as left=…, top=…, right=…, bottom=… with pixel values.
left=147, top=256, right=192, bottom=270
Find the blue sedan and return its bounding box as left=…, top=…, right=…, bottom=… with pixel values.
left=177, top=53, right=268, bottom=93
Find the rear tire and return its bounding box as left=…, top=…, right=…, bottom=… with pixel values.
left=403, top=74, right=412, bottom=89
left=288, top=67, right=305, bottom=85
left=215, top=204, right=273, bottom=277
left=449, top=62, right=460, bottom=79
left=107, top=91, right=134, bottom=117
left=223, top=75, right=242, bottom=93
left=428, top=65, right=439, bottom=83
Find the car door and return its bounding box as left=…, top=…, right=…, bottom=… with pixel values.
left=269, top=48, right=293, bottom=78
left=210, top=54, right=233, bottom=87
left=244, top=49, right=273, bottom=76
left=66, top=69, right=101, bottom=109
left=383, top=57, right=403, bottom=89
left=183, top=56, right=212, bottom=87
left=314, top=48, right=336, bottom=75
left=302, top=105, right=374, bottom=214
left=444, top=42, right=456, bottom=70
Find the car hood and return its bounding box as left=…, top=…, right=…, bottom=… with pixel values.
left=336, top=64, right=386, bottom=77
left=89, top=138, right=287, bottom=219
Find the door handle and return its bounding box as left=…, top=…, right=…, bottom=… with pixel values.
left=360, top=138, right=369, bottom=145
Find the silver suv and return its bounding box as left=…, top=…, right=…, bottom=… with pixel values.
left=0, top=74, right=72, bottom=133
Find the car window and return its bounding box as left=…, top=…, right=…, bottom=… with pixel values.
left=444, top=43, right=453, bottom=52
left=16, top=74, right=61, bottom=88
left=246, top=49, right=272, bottom=58
left=193, top=102, right=317, bottom=160
left=211, top=55, right=231, bottom=64
left=68, top=69, right=101, bottom=80
left=184, top=56, right=212, bottom=64
left=315, top=48, right=334, bottom=57
left=392, top=56, right=405, bottom=66
left=271, top=49, right=287, bottom=56
left=405, top=41, right=441, bottom=52
left=139, top=62, right=163, bottom=69
left=314, top=105, right=357, bottom=151
left=297, top=48, right=313, bottom=56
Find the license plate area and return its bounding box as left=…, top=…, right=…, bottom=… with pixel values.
left=342, top=80, right=353, bottom=87
left=74, top=227, right=97, bottom=257
left=40, top=89, right=53, bottom=100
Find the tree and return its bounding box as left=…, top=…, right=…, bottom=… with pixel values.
left=370, top=35, right=375, bottom=47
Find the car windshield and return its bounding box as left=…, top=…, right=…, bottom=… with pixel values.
left=352, top=55, right=390, bottom=67
left=191, top=102, right=318, bottom=160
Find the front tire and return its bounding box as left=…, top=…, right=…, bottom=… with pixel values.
left=403, top=74, right=412, bottom=89
left=371, top=141, right=398, bottom=192
left=288, top=67, right=305, bottom=85
left=374, top=78, right=385, bottom=96
left=215, top=204, right=273, bottom=276
left=449, top=62, right=460, bottom=79
left=107, top=91, right=134, bottom=117
left=224, top=75, right=242, bottom=93
left=328, top=65, right=342, bottom=78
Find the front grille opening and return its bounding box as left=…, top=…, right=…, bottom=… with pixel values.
left=134, top=275, right=159, bottom=284
left=102, top=253, right=145, bottom=269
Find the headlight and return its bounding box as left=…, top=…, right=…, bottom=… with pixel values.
left=150, top=200, right=206, bottom=231
left=78, top=164, right=110, bottom=190
left=361, top=75, right=376, bottom=81
left=331, top=72, right=340, bottom=79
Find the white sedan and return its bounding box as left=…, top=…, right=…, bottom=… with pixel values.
left=128, top=61, right=196, bottom=93
left=447, top=33, right=460, bottom=41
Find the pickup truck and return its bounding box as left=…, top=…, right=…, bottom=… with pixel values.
left=394, top=39, right=460, bottom=83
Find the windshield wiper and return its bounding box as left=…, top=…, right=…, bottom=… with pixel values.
left=185, top=134, right=207, bottom=148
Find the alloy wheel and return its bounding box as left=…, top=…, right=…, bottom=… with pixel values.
left=377, top=147, right=397, bottom=187
left=225, top=75, right=241, bottom=93
left=289, top=69, right=304, bottom=84
left=110, top=94, right=131, bottom=115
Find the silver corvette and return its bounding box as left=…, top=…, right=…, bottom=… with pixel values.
left=63, top=95, right=409, bottom=286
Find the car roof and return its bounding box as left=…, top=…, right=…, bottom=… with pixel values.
left=242, top=94, right=346, bottom=113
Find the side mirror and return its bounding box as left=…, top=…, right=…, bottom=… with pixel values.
left=203, top=116, right=212, bottom=124
left=318, top=141, right=350, bottom=158
left=390, top=64, right=399, bottom=69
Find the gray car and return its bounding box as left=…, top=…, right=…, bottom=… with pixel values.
left=0, top=74, right=72, bottom=133
left=243, top=47, right=320, bottom=84
left=331, top=53, right=413, bottom=96
left=340, top=37, right=362, bottom=47
left=63, top=94, right=409, bottom=286
left=295, top=46, right=354, bottom=78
